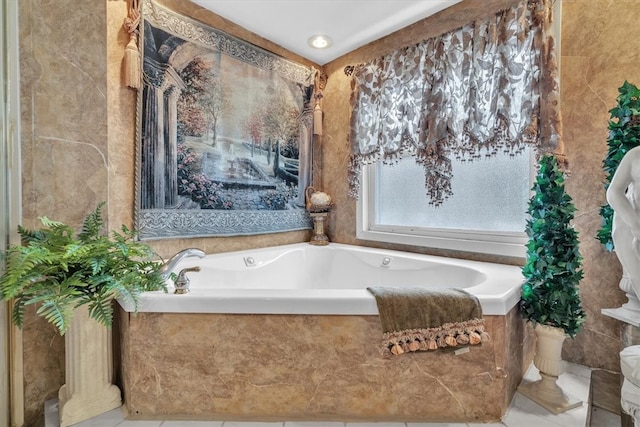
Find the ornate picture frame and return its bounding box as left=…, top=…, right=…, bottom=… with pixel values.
left=135, top=0, right=316, bottom=239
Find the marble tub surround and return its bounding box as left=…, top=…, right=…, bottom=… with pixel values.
left=46, top=361, right=599, bottom=427
left=118, top=307, right=532, bottom=423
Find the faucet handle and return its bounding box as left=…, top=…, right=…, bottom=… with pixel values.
left=174, top=266, right=201, bottom=294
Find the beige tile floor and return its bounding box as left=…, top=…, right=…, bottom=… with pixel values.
left=45, top=362, right=621, bottom=427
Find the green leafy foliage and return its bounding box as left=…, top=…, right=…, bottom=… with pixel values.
left=597, top=81, right=640, bottom=250
left=0, top=202, right=167, bottom=335
left=520, top=154, right=586, bottom=338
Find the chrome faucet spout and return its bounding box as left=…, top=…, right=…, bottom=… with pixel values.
left=159, top=248, right=205, bottom=280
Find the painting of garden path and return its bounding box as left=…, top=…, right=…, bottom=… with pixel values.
left=136, top=0, right=316, bottom=239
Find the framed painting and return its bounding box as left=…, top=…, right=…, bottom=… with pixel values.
left=135, top=0, right=317, bottom=239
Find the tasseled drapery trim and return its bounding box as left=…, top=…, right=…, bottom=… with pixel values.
left=382, top=318, right=490, bottom=356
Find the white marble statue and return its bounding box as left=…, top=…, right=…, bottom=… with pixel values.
left=607, top=145, right=640, bottom=308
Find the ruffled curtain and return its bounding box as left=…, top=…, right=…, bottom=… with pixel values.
left=347, top=0, right=562, bottom=206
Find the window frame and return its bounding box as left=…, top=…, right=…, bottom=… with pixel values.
left=356, top=153, right=535, bottom=258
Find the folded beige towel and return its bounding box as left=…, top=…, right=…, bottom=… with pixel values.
left=367, top=287, right=490, bottom=356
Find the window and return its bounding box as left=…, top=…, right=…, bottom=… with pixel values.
left=357, top=148, right=532, bottom=258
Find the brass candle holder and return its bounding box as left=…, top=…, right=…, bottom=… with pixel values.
left=309, top=211, right=329, bottom=246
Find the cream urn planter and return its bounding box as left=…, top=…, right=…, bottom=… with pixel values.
left=517, top=323, right=582, bottom=414
left=58, top=305, right=121, bottom=426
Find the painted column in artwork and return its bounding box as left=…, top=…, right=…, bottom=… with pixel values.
left=164, top=86, right=179, bottom=207
left=140, top=84, right=154, bottom=209
left=140, top=76, right=165, bottom=209
left=153, top=81, right=166, bottom=207
left=141, top=58, right=184, bottom=209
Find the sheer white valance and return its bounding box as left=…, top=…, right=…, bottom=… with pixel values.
left=347, top=0, right=562, bottom=206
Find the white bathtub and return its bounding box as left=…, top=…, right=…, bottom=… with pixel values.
left=118, top=242, right=530, bottom=421
left=118, top=242, right=523, bottom=316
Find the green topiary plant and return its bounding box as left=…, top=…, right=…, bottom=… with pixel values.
left=597, top=81, right=640, bottom=251
left=520, top=153, right=585, bottom=338
left=0, top=202, right=166, bottom=335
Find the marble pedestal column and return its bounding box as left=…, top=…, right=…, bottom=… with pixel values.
left=58, top=306, right=121, bottom=427
left=602, top=306, right=640, bottom=427
left=620, top=323, right=640, bottom=427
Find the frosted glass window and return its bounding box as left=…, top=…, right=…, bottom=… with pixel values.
left=374, top=148, right=531, bottom=234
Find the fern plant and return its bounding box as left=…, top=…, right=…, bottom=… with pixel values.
left=0, top=203, right=166, bottom=334
left=520, top=154, right=585, bottom=338
left=597, top=81, right=640, bottom=251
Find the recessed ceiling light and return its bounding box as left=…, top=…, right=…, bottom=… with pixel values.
left=308, top=35, right=332, bottom=49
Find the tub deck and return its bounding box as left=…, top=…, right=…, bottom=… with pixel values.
left=118, top=243, right=524, bottom=316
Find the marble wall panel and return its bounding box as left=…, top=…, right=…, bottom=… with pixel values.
left=20, top=0, right=108, bottom=228
left=120, top=310, right=524, bottom=423
left=19, top=0, right=108, bottom=424
left=559, top=0, right=640, bottom=371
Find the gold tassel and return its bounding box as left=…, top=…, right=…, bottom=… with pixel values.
left=313, top=100, right=323, bottom=135
left=469, top=331, right=482, bottom=345
left=122, top=0, right=141, bottom=89
left=391, top=343, right=404, bottom=355
left=123, top=36, right=141, bottom=89
left=456, top=333, right=469, bottom=346
left=445, top=335, right=457, bottom=347
left=313, top=71, right=327, bottom=136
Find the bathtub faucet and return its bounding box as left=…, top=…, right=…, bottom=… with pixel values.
left=158, top=248, right=206, bottom=280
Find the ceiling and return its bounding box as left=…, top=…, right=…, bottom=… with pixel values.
left=189, top=0, right=462, bottom=65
